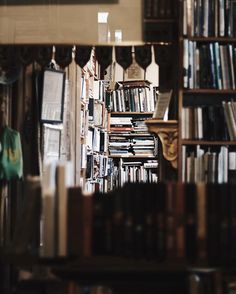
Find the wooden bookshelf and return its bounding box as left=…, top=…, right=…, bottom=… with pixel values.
left=178, top=0, right=236, bottom=183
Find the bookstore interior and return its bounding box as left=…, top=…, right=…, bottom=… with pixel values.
left=1, top=0, right=236, bottom=293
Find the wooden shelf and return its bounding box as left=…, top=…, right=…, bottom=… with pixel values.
left=108, top=133, right=153, bottom=137
left=181, top=140, right=236, bottom=145
left=144, top=19, right=176, bottom=23
left=116, top=80, right=151, bottom=88
left=110, top=112, right=153, bottom=115
left=109, top=155, right=155, bottom=158
left=180, top=36, right=236, bottom=42
left=182, top=89, right=236, bottom=94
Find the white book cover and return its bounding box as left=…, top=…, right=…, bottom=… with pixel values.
left=152, top=89, right=173, bottom=120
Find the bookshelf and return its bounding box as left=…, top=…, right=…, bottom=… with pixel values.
left=178, top=0, right=236, bottom=183
left=107, top=80, right=159, bottom=189
left=6, top=180, right=236, bottom=294
left=81, top=76, right=110, bottom=194
left=2, top=1, right=236, bottom=293
left=143, top=0, right=178, bottom=43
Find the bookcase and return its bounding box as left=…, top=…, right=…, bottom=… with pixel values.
left=178, top=0, right=236, bottom=183
left=81, top=74, right=110, bottom=193
left=143, top=0, right=178, bottom=43
left=2, top=1, right=236, bottom=294
left=107, top=79, right=159, bottom=189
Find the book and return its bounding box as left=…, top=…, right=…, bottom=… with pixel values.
left=40, top=189, right=56, bottom=258
left=196, top=182, right=207, bottom=261
left=175, top=182, right=185, bottom=260
left=67, top=186, right=82, bottom=257
left=206, top=183, right=221, bottom=265
left=55, top=164, right=68, bottom=257
left=154, top=182, right=166, bottom=261
left=184, top=183, right=197, bottom=262
left=10, top=176, right=42, bottom=255
left=165, top=182, right=176, bottom=260
left=79, top=193, right=93, bottom=258
left=152, top=89, right=173, bottom=120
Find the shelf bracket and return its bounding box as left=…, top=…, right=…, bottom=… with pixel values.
left=145, top=119, right=178, bottom=169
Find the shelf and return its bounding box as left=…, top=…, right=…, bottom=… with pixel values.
left=110, top=112, right=153, bottom=115
left=109, top=155, right=156, bottom=158
left=144, top=19, right=176, bottom=23
left=116, top=80, right=151, bottom=88
left=51, top=261, right=187, bottom=292
left=108, top=133, right=153, bottom=137
left=181, top=140, right=236, bottom=145
left=181, top=36, right=236, bottom=42
left=182, top=89, right=236, bottom=94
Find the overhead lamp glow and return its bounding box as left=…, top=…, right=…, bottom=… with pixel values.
left=98, top=12, right=109, bottom=24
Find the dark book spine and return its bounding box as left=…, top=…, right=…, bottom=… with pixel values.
left=165, top=182, right=176, bottom=260
left=67, top=187, right=82, bottom=257
left=219, top=184, right=230, bottom=265
left=81, top=194, right=93, bottom=258
left=216, top=106, right=230, bottom=141
left=103, top=193, right=113, bottom=255
left=92, top=192, right=105, bottom=255
left=231, top=1, right=236, bottom=37
left=111, top=189, right=124, bottom=256
left=208, top=105, right=217, bottom=140
left=122, top=183, right=134, bottom=257
left=199, top=44, right=210, bottom=88
left=133, top=183, right=145, bottom=258
left=145, top=0, right=153, bottom=19
left=206, top=183, right=221, bottom=266
left=184, top=183, right=197, bottom=263
left=225, top=0, right=231, bottom=36
left=175, top=182, right=185, bottom=261
left=154, top=182, right=166, bottom=261
left=144, top=183, right=157, bottom=260
left=229, top=183, right=236, bottom=264
left=202, top=106, right=210, bottom=140
left=196, top=182, right=207, bottom=262
left=207, top=0, right=215, bottom=36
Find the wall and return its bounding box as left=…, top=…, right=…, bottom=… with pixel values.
left=0, top=0, right=143, bottom=44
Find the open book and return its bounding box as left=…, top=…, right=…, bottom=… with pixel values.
left=152, top=89, right=173, bottom=120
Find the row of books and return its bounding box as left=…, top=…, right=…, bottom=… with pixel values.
left=42, top=181, right=236, bottom=264
left=183, top=41, right=236, bottom=89
left=109, top=116, right=151, bottom=134
left=83, top=177, right=111, bottom=194
left=108, top=134, right=157, bottom=157
left=110, top=85, right=157, bottom=113
left=145, top=0, right=175, bottom=19
left=85, top=154, right=110, bottom=180
left=91, top=181, right=236, bottom=264
left=85, top=128, right=108, bottom=154
left=11, top=174, right=236, bottom=265
left=181, top=103, right=235, bottom=141
left=109, top=159, right=158, bottom=188
left=182, top=145, right=236, bottom=183
left=81, top=147, right=113, bottom=193
left=183, top=0, right=236, bottom=37
left=81, top=77, right=109, bottom=104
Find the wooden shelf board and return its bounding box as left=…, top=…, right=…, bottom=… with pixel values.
left=183, top=89, right=236, bottom=94
left=181, top=140, right=236, bottom=145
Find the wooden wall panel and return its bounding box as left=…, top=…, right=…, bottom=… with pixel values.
left=0, top=0, right=142, bottom=44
